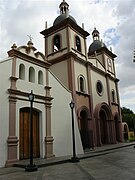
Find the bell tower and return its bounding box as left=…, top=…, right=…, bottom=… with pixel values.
left=40, top=0, right=89, bottom=90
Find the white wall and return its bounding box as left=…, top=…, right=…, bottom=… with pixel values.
left=16, top=57, right=47, bottom=159
left=47, top=29, right=67, bottom=55
left=91, top=70, right=108, bottom=110
left=49, top=71, right=83, bottom=157
left=16, top=58, right=46, bottom=96
left=109, top=79, right=118, bottom=103
left=0, top=58, right=12, bottom=167
left=74, top=61, right=88, bottom=93
left=50, top=60, right=69, bottom=88
left=70, top=29, right=86, bottom=59
left=0, top=56, right=84, bottom=167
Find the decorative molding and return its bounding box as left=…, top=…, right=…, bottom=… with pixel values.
left=40, top=18, right=90, bottom=38
left=47, top=48, right=67, bottom=58
left=8, top=88, right=53, bottom=102
left=76, top=91, right=90, bottom=97
left=8, top=48, right=50, bottom=69
left=10, top=76, right=18, bottom=90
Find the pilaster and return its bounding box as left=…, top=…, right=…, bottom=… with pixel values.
left=106, top=74, right=111, bottom=106
left=6, top=76, right=18, bottom=167
left=115, top=79, right=123, bottom=142
left=6, top=96, right=18, bottom=166
left=44, top=86, right=54, bottom=158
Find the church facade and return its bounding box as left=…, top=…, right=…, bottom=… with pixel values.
left=40, top=0, right=123, bottom=148
left=0, top=0, right=123, bottom=167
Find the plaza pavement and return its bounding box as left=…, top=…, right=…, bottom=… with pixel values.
left=0, top=142, right=135, bottom=180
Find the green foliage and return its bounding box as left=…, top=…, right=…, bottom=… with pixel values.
left=121, top=107, right=135, bottom=131
left=128, top=132, right=135, bottom=141
left=121, top=107, right=134, bottom=114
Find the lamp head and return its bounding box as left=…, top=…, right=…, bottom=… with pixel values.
left=28, top=90, right=34, bottom=101
left=70, top=100, right=75, bottom=109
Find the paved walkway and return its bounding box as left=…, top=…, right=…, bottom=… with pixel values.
left=0, top=142, right=135, bottom=180
left=1, top=142, right=135, bottom=170
left=12, top=141, right=135, bottom=168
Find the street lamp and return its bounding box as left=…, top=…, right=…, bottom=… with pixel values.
left=69, top=100, right=79, bottom=162
left=25, top=90, right=38, bottom=172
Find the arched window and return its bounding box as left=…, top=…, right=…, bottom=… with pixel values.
left=78, top=75, right=86, bottom=93
left=53, top=35, right=61, bottom=52
left=112, top=89, right=115, bottom=102
left=29, top=67, right=35, bottom=83
left=19, top=64, right=25, bottom=80
left=75, top=36, right=81, bottom=52
left=38, top=70, right=43, bottom=85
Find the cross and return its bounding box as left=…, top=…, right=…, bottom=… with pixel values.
left=27, top=35, right=33, bottom=42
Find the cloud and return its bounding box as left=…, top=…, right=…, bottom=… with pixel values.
left=120, top=85, right=135, bottom=111
left=104, top=28, right=120, bottom=47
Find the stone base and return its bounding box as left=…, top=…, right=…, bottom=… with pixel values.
left=25, top=164, right=38, bottom=172
left=70, top=157, right=80, bottom=163
left=5, top=159, right=19, bottom=167
left=6, top=136, right=19, bottom=167
left=45, top=136, right=55, bottom=158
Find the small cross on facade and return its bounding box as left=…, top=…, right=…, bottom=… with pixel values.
left=27, top=35, right=33, bottom=42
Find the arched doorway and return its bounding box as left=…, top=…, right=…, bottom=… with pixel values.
left=94, top=103, right=114, bottom=146
left=80, top=110, right=90, bottom=149
left=99, top=110, right=107, bottom=144
left=19, top=107, right=40, bottom=160
left=114, top=114, right=120, bottom=142
left=122, top=122, right=129, bottom=142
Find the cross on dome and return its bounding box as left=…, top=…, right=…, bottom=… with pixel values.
left=92, top=27, right=100, bottom=41
left=59, top=0, right=69, bottom=15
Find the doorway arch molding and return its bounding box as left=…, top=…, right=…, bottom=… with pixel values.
left=94, top=102, right=114, bottom=146
left=77, top=106, right=92, bottom=149
left=77, top=106, right=91, bottom=120
left=113, top=112, right=120, bottom=121
left=94, top=102, right=113, bottom=120
left=113, top=112, right=122, bottom=142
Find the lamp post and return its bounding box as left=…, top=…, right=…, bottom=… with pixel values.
left=69, top=100, right=79, bottom=162
left=25, top=90, right=38, bottom=172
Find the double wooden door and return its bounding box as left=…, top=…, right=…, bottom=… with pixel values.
left=19, top=108, right=40, bottom=159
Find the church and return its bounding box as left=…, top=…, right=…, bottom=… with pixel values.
left=0, top=0, right=123, bottom=168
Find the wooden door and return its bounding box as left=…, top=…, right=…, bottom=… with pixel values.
left=100, top=110, right=107, bottom=144
left=19, top=108, right=40, bottom=159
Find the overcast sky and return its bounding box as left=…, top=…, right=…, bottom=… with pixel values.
left=0, top=0, right=135, bottom=112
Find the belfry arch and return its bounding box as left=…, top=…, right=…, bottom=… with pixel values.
left=94, top=102, right=116, bottom=146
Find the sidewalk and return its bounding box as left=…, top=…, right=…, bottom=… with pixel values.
left=13, top=141, right=135, bottom=168
left=0, top=141, right=134, bottom=175
left=1, top=142, right=135, bottom=180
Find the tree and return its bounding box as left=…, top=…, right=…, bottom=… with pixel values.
left=121, top=107, right=135, bottom=131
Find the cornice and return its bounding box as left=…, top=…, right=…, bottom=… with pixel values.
left=48, top=51, right=87, bottom=65
left=76, top=91, right=90, bottom=97
left=8, top=49, right=51, bottom=69
left=88, top=47, right=117, bottom=59
left=8, top=88, right=54, bottom=102
left=40, top=18, right=90, bottom=38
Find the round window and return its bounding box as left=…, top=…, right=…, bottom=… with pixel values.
left=96, top=81, right=103, bottom=95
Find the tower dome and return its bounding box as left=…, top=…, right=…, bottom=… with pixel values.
left=53, top=0, right=77, bottom=26
left=88, top=28, right=107, bottom=53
